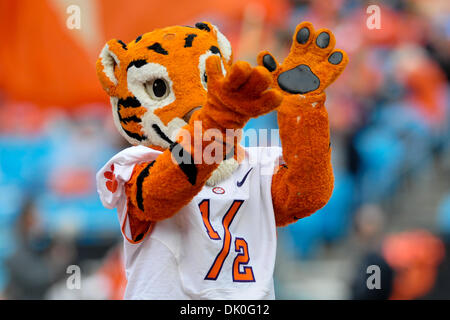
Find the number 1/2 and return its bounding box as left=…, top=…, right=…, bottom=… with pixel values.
left=199, top=199, right=255, bottom=282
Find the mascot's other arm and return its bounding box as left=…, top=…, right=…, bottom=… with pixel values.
left=258, top=22, right=348, bottom=227
left=125, top=56, right=282, bottom=224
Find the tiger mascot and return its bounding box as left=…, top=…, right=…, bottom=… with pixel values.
left=96, top=21, right=347, bottom=299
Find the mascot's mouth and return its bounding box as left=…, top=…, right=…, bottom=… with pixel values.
left=182, top=106, right=202, bottom=123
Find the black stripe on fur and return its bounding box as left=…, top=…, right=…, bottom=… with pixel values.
left=170, top=143, right=197, bottom=185
left=195, top=22, right=210, bottom=32
left=116, top=97, right=146, bottom=141
left=151, top=124, right=174, bottom=145
left=121, top=115, right=142, bottom=124
left=147, top=43, right=168, bottom=55
left=136, top=161, right=156, bottom=211
left=117, top=40, right=128, bottom=50
left=210, top=46, right=221, bottom=56
left=184, top=34, right=197, bottom=48
left=118, top=97, right=141, bottom=108
left=151, top=124, right=197, bottom=184
left=127, top=60, right=147, bottom=70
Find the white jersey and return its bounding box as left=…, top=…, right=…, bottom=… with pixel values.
left=97, top=145, right=282, bottom=300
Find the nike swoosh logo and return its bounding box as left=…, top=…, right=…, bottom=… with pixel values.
left=237, top=168, right=253, bottom=187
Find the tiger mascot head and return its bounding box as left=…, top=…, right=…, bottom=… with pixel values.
left=96, top=22, right=232, bottom=151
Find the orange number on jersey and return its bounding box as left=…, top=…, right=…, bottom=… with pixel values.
left=198, top=200, right=221, bottom=240
left=201, top=200, right=255, bottom=282
left=233, top=238, right=255, bottom=282
left=204, top=200, right=243, bottom=280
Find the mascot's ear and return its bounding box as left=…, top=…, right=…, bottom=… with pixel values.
left=195, top=21, right=233, bottom=65
left=96, top=39, right=128, bottom=96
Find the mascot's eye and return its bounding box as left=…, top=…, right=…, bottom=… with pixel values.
left=152, top=79, right=167, bottom=98
left=200, top=72, right=208, bottom=90
left=145, top=78, right=169, bottom=100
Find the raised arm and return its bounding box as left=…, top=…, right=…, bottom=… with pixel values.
left=125, top=56, right=282, bottom=223
left=257, top=22, right=348, bottom=227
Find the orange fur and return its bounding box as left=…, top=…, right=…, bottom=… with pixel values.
left=124, top=56, right=281, bottom=223
left=257, top=22, right=348, bottom=226
left=96, top=23, right=281, bottom=236
left=97, top=21, right=347, bottom=239
left=271, top=94, right=334, bottom=226
left=96, top=23, right=236, bottom=143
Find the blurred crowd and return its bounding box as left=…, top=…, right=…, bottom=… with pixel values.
left=0, top=0, right=449, bottom=299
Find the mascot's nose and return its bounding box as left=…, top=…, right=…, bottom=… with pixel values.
left=183, top=106, right=202, bottom=123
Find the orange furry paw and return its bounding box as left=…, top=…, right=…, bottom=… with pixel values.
left=257, top=21, right=348, bottom=96
left=205, top=55, right=282, bottom=124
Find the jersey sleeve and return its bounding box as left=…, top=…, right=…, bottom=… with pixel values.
left=96, top=146, right=162, bottom=243
left=247, top=146, right=283, bottom=178
left=246, top=146, right=283, bottom=205
left=260, top=146, right=284, bottom=177
left=96, top=146, right=162, bottom=209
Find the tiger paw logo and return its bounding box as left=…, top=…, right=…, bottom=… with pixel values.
left=104, top=164, right=118, bottom=193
